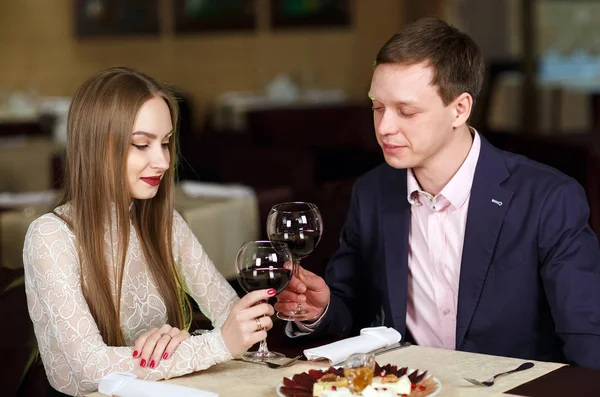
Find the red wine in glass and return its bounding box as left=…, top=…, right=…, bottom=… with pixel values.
left=237, top=268, right=292, bottom=295
left=269, top=230, right=321, bottom=258
left=267, top=202, right=323, bottom=321
left=235, top=240, right=293, bottom=362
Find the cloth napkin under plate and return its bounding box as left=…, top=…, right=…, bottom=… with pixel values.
left=303, top=326, right=402, bottom=365
left=98, top=372, right=218, bottom=397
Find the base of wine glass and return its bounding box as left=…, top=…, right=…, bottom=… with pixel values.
left=276, top=308, right=320, bottom=322
left=242, top=350, right=285, bottom=363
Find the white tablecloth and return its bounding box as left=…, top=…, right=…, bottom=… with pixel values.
left=86, top=345, right=565, bottom=397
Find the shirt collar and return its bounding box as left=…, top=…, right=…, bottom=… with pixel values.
left=406, top=169, right=423, bottom=206
left=406, top=129, right=481, bottom=209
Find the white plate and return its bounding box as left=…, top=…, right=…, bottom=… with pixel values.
left=276, top=371, right=442, bottom=397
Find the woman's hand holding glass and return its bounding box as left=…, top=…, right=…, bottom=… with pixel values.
left=131, top=289, right=276, bottom=366
left=234, top=241, right=293, bottom=362
left=220, top=289, right=276, bottom=359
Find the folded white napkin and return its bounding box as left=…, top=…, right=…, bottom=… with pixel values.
left=180, top=181, right=254, bottom=199
left=98, top=372, right=218, bottom=397
left=303, top=326, right=401, bottom=365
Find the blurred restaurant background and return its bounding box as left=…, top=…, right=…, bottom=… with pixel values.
left=2, top=0, right=600, bottom=395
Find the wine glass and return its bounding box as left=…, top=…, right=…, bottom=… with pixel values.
left=235, top=240, right=294, bottom=362
left=266, top=202, right=323, bottom=321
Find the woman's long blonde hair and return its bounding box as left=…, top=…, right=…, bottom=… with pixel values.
left=59, top=67, right=189, bottom=346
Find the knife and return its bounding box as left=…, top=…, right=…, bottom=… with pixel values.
left=373, top=342, right=412, bottom=356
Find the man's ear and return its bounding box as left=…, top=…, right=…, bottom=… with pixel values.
left=451, top=92, right=473, bottom=129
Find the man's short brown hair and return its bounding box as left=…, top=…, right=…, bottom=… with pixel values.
left=375, top=17, right=484, bottom=105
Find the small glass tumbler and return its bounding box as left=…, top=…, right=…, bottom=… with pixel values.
left=343, top=353, right=376, bottom=394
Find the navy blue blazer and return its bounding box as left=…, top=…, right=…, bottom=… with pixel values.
left=313, top=136, right=600, bottom=369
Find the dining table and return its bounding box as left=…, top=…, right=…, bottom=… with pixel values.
left=87, top=344, right=572, bottom=397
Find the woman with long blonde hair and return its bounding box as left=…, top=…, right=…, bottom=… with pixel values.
left=23, top=67, right=276, bottom=396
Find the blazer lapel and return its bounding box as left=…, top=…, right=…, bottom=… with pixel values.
left=381, top=167, right=411, bottom=335
left=456, top=138, right=513, bottom=348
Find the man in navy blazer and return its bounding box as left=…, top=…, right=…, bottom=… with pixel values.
left=276, top=18, right=600, bottom=369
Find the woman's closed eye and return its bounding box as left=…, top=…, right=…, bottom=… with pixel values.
left=132, top=142, right=169, bottom=150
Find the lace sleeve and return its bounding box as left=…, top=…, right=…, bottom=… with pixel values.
left=172, top=210, right=239, bottom=329
left=24, top=214, right=236, bottom=396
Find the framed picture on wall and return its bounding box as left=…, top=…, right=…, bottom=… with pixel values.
left=174, top=0, right=257, bottom=34
left=74, top=0, right=159, bottom=37
left=270, top=0, right=352, bottom=29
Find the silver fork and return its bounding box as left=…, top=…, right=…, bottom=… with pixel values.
left=235, top=355, right=303, bottom=369
left=265, top=355, right=303, bottom=369
left=464, top=362, right=534, bottom=387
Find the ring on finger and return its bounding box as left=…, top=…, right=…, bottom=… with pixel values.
left=255, top=317, right=262, bottom=331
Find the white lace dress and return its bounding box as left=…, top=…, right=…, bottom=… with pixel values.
left=23, top=205, right=239, bottom=396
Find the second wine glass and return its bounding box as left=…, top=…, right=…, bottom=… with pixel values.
left=235, top=240, right=293, bottom=362
left=266, top=202, right=323, bottom=321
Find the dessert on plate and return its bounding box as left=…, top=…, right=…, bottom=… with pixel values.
left=280, top=363, right=439, bottom=397
left=312, top=372, right=348, bottom=395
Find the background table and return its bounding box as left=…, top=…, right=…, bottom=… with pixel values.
left=173, top=186, right=259, bottom=280
left=0, top=186, right=259, bottom=279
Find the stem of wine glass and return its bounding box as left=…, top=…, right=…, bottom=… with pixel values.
left=257, top=335, right=269, bottom=356
left=295, top=259, right=304, bottom=314
left=257, top=300, right=270, bottom=356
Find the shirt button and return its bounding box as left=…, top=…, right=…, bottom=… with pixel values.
left=443, top=309, right=450, bottom=315
left=432, top=205, right=437, bottom=211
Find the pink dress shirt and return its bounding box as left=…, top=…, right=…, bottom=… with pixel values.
left=405, top=131, right=481, bottom=350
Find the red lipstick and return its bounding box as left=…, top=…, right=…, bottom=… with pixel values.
left=140, top=176, right=161, bottom=186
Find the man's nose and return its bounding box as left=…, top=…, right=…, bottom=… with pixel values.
left=376, top=110, right=400, bottom=136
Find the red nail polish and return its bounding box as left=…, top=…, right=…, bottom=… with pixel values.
left=149, top=360, right=156, bottom=369
left=163, top=352, right=168, bottom=360
left=140, top=359, right=146, bottom=367
left=132, top=350, right=138, bottom=358
left=267, top=289, right=276, bottom=296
